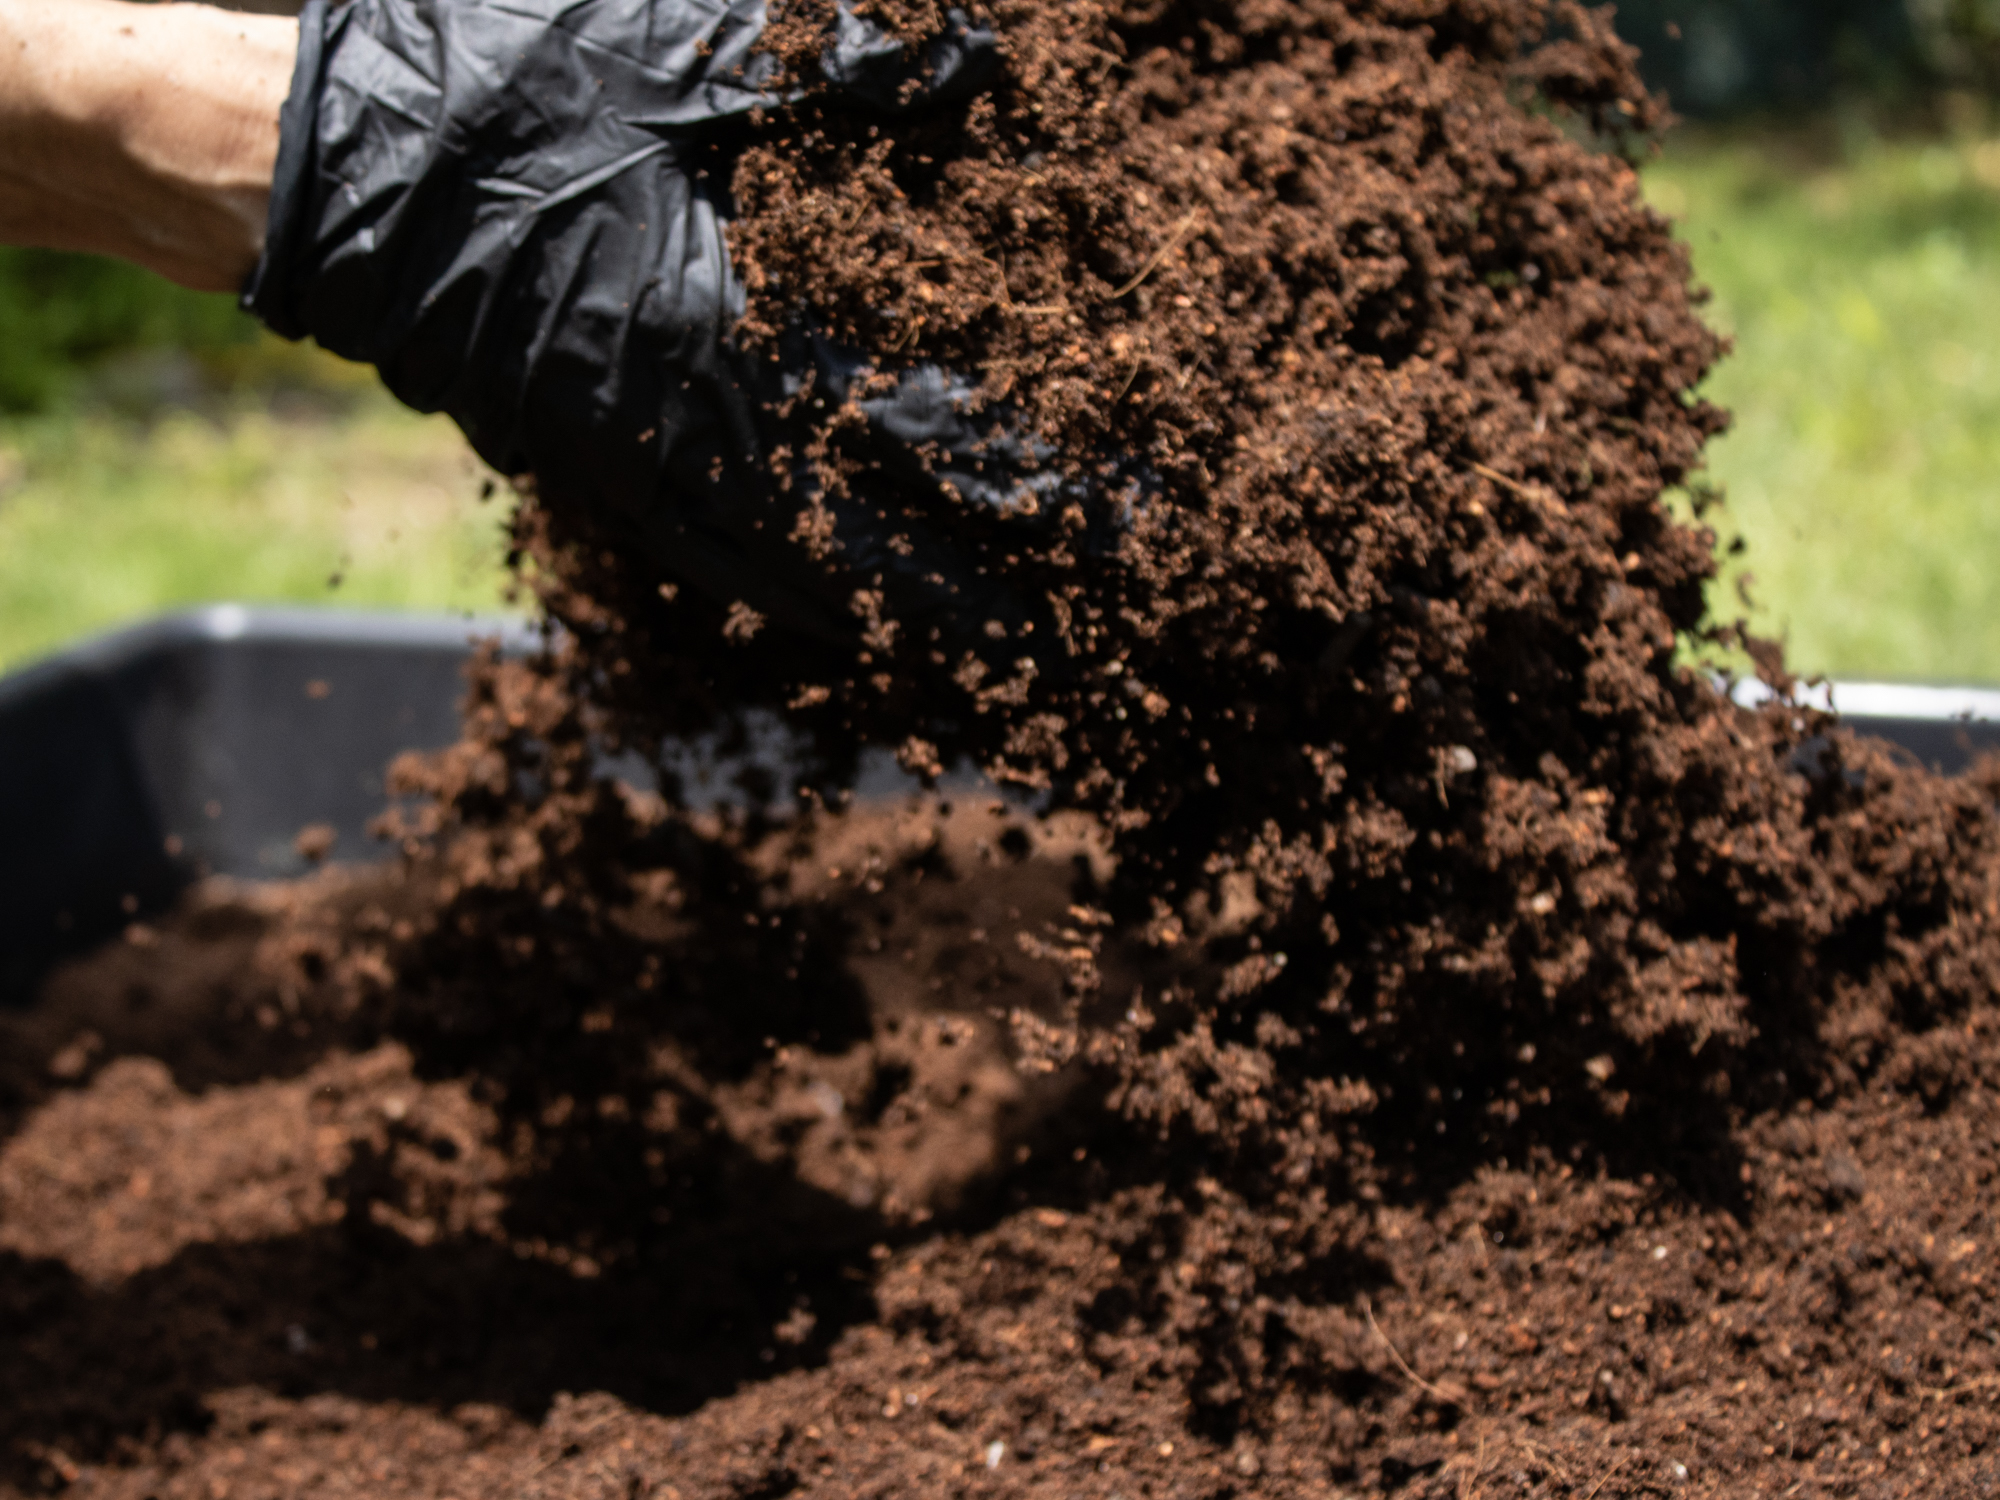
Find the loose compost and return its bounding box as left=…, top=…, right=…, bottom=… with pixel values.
left=7, top=2, right=2000, bottom=1496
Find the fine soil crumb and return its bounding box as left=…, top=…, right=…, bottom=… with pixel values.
left=295, top=824, right=339, bottom=868
left=4, top=799, right=2000, bottom=1498
left=8, top=1, right=2000, bottom=1497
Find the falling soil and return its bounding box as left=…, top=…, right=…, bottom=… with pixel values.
left=10, top=0, right=2000, bottom=1495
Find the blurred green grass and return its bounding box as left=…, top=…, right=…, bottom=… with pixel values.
left=0, top=251, right=510, bottom=672
left=0, top=390, right=510, bottom=672
left=1649, top=123, right=2000, bottom=682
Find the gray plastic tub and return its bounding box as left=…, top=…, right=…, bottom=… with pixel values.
left=0, top=606, right=525, bottom=995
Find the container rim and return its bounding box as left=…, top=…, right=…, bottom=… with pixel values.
left=0, top=604, right=535, bottom=713
left=1731, top=676, right=2000, bottom=724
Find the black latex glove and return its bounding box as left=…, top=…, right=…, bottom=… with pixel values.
left=245, top=0, right=1048, bottom=645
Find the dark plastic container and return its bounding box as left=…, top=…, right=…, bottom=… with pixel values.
left=0, top=606, right=525, bottom=997
left=1778, top=682, right=2000, bottom=774
left=3, top=605, right=1997, bottom=999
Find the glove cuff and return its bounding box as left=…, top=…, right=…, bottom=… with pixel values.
left=240, top=0, right=332, bottom=334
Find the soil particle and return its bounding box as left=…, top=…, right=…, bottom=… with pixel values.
left=7, top=0, right=2000, bottom=1496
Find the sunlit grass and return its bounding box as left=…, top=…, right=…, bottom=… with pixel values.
left=0, top=357, right=512, bottom=672
left=1650, top=125, right=2000, bottom=682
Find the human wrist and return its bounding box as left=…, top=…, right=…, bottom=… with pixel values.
left=0, top=0, right=294, bottom=290
left=90, top=2, right=296, bottom=288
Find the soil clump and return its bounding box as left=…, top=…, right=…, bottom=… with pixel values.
left=7, top=0, right=2000, bottom=1496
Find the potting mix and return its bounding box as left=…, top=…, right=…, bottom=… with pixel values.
left=5, top=2, right=2000, bottom=1495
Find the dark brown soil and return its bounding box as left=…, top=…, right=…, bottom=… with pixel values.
left=8, top=780, right=2000, bottom=1500
left=8, top=0, right=2000, bottom=1495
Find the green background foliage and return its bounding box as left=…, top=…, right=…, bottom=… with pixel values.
left=1615, top=0, right=2000, bottom=114
left=0, top=249, right=256, bottom=413
left=0, top=258, right=508, bottom=671
left=1651, top=122, right=2000, bottom=680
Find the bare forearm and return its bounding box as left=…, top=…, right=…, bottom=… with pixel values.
left=0, top=0, right=294, bottom=291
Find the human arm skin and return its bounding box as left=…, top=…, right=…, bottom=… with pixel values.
left=0, top=0, right=294, bottom=292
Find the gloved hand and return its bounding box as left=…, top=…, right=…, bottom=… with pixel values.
left=245, top=0, right=1048, bottom=647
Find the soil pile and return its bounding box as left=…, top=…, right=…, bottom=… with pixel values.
left=8, top=0, right=2000, bottom=1496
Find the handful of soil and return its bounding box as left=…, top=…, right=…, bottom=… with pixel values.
left=515, top=0, right=1750, bottom=1186
left=9, top=1, right=2000, bottom=1496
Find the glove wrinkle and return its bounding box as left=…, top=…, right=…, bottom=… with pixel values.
left=246, top=0, right=1035, bottom=651
left=476, top=138, right=672, bottom=216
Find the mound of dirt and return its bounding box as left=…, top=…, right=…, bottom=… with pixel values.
left=6, top=0, right=2000, bottom=1496
left=7, top=774, right=2000, bottom=1498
